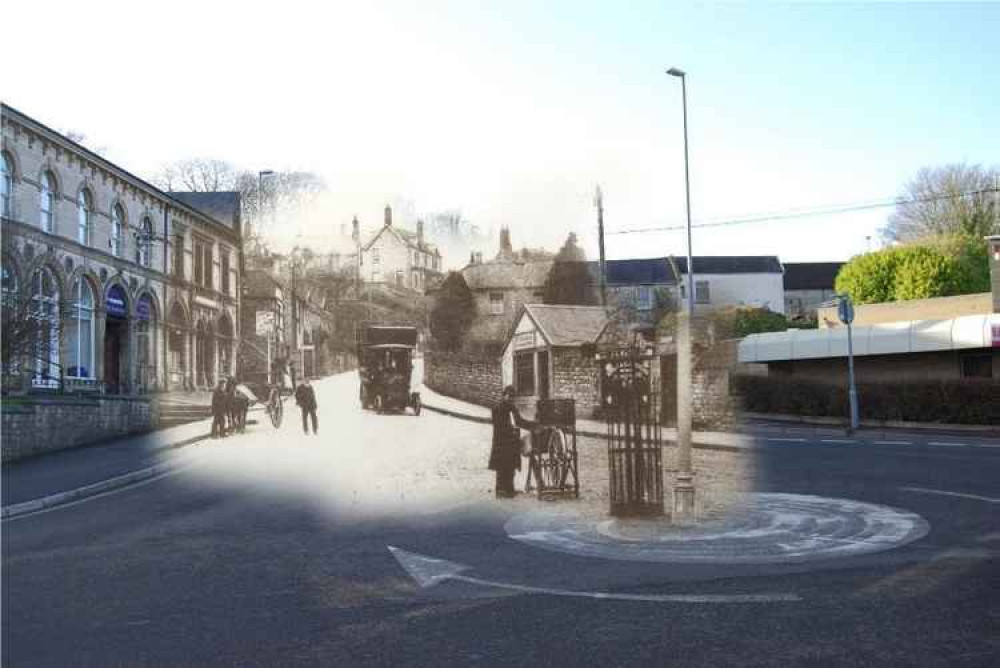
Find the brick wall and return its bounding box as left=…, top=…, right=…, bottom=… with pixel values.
left=552, top=348, right=601, bottom=418
left=1, top=395, right=158, bottom=463
left=425, top=349, right=503, bottom=407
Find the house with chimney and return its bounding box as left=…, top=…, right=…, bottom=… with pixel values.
left=359, top=205, right=443, bottom=293
left=459, top=227, right=554, bottom=347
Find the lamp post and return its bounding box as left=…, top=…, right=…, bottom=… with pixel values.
left=257, top=170, right=275, bottom=383
left=667, top=66, right=696, bottom=523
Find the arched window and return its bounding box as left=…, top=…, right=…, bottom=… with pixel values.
left=1, top=152, right=12, bottom=218
left=66, top=279, right=95, bottom=380
left=77, top=189, right=93, bottom=245
left=30, top=267, right=60, bottom=388
left=111, top=204, right=125, bottom=257
left=1, top=264, right=17, bottom=373
left=137, top=217, right=153, bottom=267
left=40, top=171, right=56, bottom=233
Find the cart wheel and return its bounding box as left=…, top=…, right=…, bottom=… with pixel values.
left=412, top=394, right=421, bottom=416
left=374, top=394, right=383, bottom=413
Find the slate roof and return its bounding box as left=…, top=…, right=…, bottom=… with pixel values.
left=522, top=304, right=609, bottom=347
left=586, top=257, right=678, bottom=285
left=782, top=262, right=845, bottom=290
left=673, top=256, right=783, bottom=274
left=169, top=192, right=241, bottom=231
left=462, top=259, right=553, bottom=290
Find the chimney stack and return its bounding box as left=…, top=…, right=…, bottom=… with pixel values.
left=497, top=226, right=514, bottom=261
left=351, top=216, right=360, bottom=244
left=417, top=219, right=424, bottom=245
left=470, top=252, right=476, bottom=265
left=987, top=235, right=1000, bottom=313
left=384, top=205, right=392, bottom=227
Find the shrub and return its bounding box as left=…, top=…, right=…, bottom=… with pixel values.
left=732, top=374, right=998, bottom=425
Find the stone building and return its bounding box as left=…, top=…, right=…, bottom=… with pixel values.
left=1, top=104, right=242, bottom=396
left=500, top=304, right=609, bottom=417
left=360, top=206, right=442, bottom=293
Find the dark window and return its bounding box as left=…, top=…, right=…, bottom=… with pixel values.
left=204, top=245, right=213, bottom=288
left=515, top=351, right=535, bottom=396
left=173, top=236, right=184, bottom=278
left=695, top=280, right=710, bottom=304
left=961, top=354, right=993, bottom=379
left=221, top=252, right=230, bottom=294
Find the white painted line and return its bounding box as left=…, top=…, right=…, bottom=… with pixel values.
left=821, top=439, right=856, bottom=444
left=928, top=442, right=964, bottom=448
left=388, top=546, right=800, bottom=603
left=767, top=437, right=807, bottom=443
left=967, top=443, right=1000, bottom=449
left=899, top=487, right=999, bottom=504
left=874, top=441, right=912, bottom=446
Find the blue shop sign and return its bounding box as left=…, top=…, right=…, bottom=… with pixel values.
left=106, top=285, right=128, bottom=318
left=137, top=295, right=153, bottom=321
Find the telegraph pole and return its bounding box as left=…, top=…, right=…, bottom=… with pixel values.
left=596, top=185, right=607, bottom=307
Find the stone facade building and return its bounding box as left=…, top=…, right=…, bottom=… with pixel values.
left=1, top=104, right=242, bottom=397
left=360, top=206, right=442, bottom=293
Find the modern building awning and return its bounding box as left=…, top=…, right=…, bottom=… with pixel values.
left=738, top=313, right=1000, bottom=363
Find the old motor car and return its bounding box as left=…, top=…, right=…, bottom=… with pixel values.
left=356, top=324, right=421, bottom=415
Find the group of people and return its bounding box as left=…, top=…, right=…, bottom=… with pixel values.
left=210, top=377, right=318, bottom=438
left=210, top=377, right=249, bottom=438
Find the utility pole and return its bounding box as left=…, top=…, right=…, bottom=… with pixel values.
left=595, top=185, right=607, bottom=308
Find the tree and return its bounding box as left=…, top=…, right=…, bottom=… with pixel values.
left=714, top=307, right=790, bottom=339
left=543, top=233, right=598, bottom=306
left=429, top=272, right=476, bottom=351
left=150, top=159, right=325, bottom=243
left=835, top=236, right=989, bottom=304
left=882, top=163, right=999, bottom=243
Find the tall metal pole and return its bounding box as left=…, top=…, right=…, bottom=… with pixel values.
left=596, top=185, right=607, bottom=308
left=668, top=67, right=695, bottom=523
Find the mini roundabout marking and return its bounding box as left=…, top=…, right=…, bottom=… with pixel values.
left=504, top=493, right=930, bottom=565
left=388, top=494, right=930, bottom=605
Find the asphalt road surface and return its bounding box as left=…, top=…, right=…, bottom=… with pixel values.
left=3, top=371, right=998, bottom=667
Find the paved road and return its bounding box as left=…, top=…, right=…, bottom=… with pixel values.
left=3, top=371, right=999, bottom=667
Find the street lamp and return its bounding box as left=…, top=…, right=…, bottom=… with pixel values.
left=667, top=65, right=695, bottom=523
left=257, top=170, right=275, bottom=383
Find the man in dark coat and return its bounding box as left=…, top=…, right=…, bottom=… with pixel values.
left=211, top=379, right=228, bottom=438
left=489, top=385, right=534, bottom=498
left=295, top=378, right=318, bottom=435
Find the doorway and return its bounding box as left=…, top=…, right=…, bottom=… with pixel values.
left=537, top=350, right=550, bottom=400
left=104, top=316, right=126, bottom=393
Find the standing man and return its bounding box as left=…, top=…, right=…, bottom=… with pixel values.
left=489, top=385, right=534, bottom=498
left=295, top=378, right=318, bottom=435
left=211, top=379, right=228, bottom=438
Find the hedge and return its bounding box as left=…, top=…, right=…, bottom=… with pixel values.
left=732, top=374, right=998, bottom=425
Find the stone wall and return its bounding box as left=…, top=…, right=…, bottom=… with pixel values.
left=660, top=339, right=740, bottom=430
left=552, top=348, right=601, bottom=418
left=425, top=349, right=503, bottom=407
left=1, top=395, right=158, bottom=463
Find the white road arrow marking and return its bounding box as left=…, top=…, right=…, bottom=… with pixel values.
left=387, top=546, right=801, bottom=603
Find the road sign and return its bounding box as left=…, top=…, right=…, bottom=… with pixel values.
left=256, top=311, right=276, bottom=336
left=837, top=298, right=855, bottom=325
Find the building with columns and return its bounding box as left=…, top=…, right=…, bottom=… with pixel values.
left=1, top=104, right=242, bottom=396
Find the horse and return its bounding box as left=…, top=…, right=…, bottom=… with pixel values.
left=224, top=377, right=250, bottom=434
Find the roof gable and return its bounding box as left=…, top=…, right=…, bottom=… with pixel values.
left=521, top=304, right=609, bottom=347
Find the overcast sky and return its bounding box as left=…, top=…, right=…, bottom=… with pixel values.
left=3, top=1, right=998, bottom=268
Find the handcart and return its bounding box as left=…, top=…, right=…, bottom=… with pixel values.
left=524, top=398, right=579, bottom=499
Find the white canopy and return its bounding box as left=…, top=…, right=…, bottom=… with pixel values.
left=738, top=313, right=1000, bottom=363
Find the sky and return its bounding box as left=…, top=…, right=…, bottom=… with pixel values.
left=3, top=1, right=998, bottom=268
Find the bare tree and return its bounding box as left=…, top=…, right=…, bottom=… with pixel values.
left=882, top=163, right=999, bottom=243
left=1, top=287, right=72, bottom=389
left=150, top=159, right=325, bottom=242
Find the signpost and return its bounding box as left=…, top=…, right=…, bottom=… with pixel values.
left=837, top=295, right=859, bottom=434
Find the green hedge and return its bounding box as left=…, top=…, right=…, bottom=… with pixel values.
left=732, top=374, right=999, bottom=425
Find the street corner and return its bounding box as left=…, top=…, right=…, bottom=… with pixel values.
left=503, top=492, right=931, bottom=567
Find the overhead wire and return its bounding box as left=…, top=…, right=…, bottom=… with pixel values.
left=606, top=187, right=999, bottom=236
